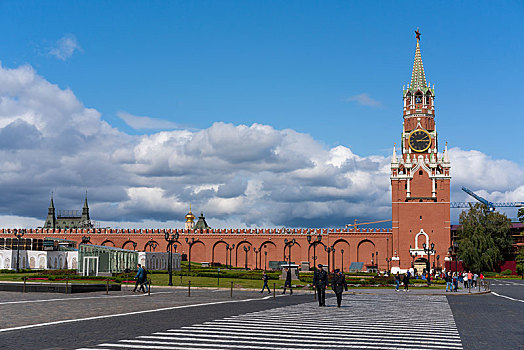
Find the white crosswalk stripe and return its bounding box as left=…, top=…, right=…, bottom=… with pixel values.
left=81, top=294, right=463, bottom=349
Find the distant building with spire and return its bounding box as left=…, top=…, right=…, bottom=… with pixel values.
left=184, top=206, right=210, bottom=230
left=44, top=193, right=94, bottom=230
left=194, top=212, right=210, bottom=230
left=184, top=206, right=196, bottom=230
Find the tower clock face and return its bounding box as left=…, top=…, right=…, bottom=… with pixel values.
left=408, top=129, right=431, bottom=152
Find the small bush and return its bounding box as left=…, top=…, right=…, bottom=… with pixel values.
left=501, top=269, right=513, bottom=276
left=482, top=271, right=497, bottom=277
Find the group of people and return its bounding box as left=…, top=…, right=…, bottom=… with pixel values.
left=133, top=263, right=150, bottom=293
left=260, top=265, right=486, bottom=303
left=394, top=272, right=413, bottom=291
left=260, top=264, right=348, bottom=307
left=312, top=264, right=348, bottom=307
left=444, top=271, right=483, bottom=292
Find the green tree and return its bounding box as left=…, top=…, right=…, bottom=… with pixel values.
left=516, top=248, right=524, bottom=279
left=457, top=203, right=513, bottom=272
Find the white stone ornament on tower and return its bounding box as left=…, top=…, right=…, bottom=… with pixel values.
left=443, top=142, right=450, bottom=163
left=391, top=144, right=398, bottom=164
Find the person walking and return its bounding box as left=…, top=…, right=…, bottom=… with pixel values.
left=133, top=264, right=146, bottom=293
left=402, top=272, right=410, bottom=292
left=313, top=264, right=328, bottom=306
left=395, top=272, right=401, bottom=291
left=260, top=271, right=271, bottom=294
left=453, top=272, right=459, bottom=292
left=332, top=269, right=348, bottom=307
left=282, top=267, right=293, bottom=295
left=142, top=265, right=149, bottom=293
left=463, top=271, right=469, bottom=289
left=473, top=273, right=478, bottom=287
left=445, top=272, right=453, bottom=292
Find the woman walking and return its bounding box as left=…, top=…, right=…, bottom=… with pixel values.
left=395, top=272, right=401, bottom=291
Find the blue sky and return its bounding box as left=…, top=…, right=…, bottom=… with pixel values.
left=0, top=1, right=523, bottom=227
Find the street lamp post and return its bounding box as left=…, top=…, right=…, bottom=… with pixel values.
left=253, top=247, right=259, bottom=270
left=14, top=229, right=26, bottom=273
left=453, top=241, right=459, bottom=273
left=284, top=238, right=296, bottom=268
left=341, top=249, right=344, bottom=272
left=423, top=242, right=435, bottom=285
left=325, top=245, right=334, bottom=272
left=386, top=257, right=392, bottom=272
left=226, top=244, right=235, bottom=269
left=307, top=234, right=322, bottom=270
left=185, top=237, right=200, bottom=272
left=148, top=240, right=158, bottom=252
left=164, top=231, right=179, bottom=286
left=331, top=246, right=336, bottom=271
left=264, top=247, right=267, bottom=271
left=409, top=245, right=418, bottom=269
left=243, top=245, right=251, bottom=270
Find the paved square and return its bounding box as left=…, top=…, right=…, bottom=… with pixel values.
left=80, top=294, right=462, bottom=349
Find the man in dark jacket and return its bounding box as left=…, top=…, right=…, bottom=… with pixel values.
left=260, top=271, right=271, bottom=294
left=133, top=264, right=146, bottom=293
left=332, top=269, right=348, bottom=307
left=403, top=272, right=410, bottom=292
left=282, top=268, right=293, bottom=294
left=313, top=264, right=328, bottom=306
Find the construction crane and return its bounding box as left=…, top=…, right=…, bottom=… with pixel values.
left=345, top=219, right=392, bottom=229
left=451, top=186, right=524, bottom=211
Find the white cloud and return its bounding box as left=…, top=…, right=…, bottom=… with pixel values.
left=0, top=62, right=522, bottom=228
left=49, top=34, right=82, bottom=61
left=117, top=111, right=179, bottom=130
left=346, top=93, right=382, bottom=107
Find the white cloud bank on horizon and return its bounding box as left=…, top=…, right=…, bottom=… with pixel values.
left=0, top=62, right=523, bottom=229
left=49, top=34, right=82, bottom=61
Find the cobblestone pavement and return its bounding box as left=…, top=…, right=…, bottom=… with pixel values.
left=0, top=287, right=280, bottom=329
left=0, top=282, right=519, bottom=349
left=0, top=288, right=313, bottom=349
left=78, top=294, right=462, bottom=350
left=447, top=279, right=524, bottom=350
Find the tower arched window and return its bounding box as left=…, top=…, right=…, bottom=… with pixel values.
left=425, top=92, right=431, bottom=104
left=415, top=92, right=423, bottom=104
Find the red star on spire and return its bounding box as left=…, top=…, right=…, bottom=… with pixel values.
left=415, top=28, right=421, bottom=41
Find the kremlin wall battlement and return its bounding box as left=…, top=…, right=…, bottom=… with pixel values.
left=0, top=228, right=394, bottom=271
left=0, top=228, right=392, bottom=235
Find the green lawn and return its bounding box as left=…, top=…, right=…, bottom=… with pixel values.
left=0, top=271, right=449, bottom=290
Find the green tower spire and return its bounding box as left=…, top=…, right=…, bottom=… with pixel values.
left=410, top=29, right=427, bottom=89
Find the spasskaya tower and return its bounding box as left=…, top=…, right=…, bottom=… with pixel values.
left=390, top=30, right=451, bottom=272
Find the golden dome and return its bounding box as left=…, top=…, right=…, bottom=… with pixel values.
left=185, top=205, right=195, bottom=222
